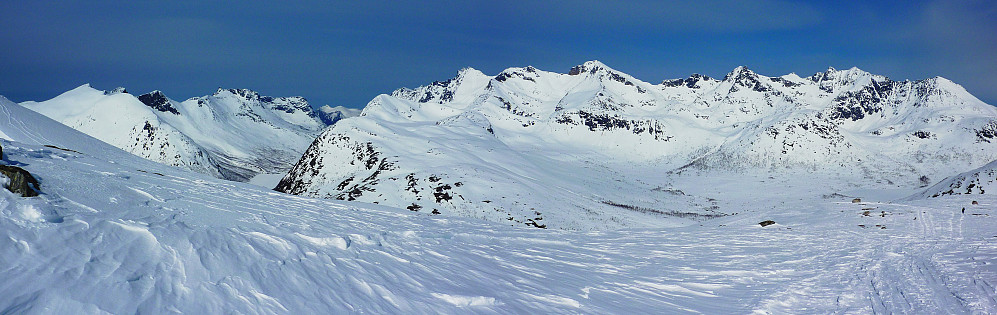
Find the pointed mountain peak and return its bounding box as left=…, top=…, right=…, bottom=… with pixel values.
left=809, top=66, right=879, bottom=85
left=723, top=66, right=757, bottom=81
left=815, top=66, right=872, bottom=77
left=453, top=67, right=489, bottom=85
left=70, top=83, right=98, bottom=92
left=457, top=67, right=484, bottom=77
left=568, top=60, right=616, bottom=75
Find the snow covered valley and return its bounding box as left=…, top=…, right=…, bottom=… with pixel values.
left=2, top=94, right=996, bottom=313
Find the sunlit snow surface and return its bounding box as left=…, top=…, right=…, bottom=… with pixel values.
left=2, top=98, right=997, bottom=313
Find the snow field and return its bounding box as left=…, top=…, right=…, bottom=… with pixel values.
left=1, top=136, right=995, bottom=312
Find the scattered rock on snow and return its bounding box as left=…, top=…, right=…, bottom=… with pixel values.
left=759, top=220, right=776, bottom=227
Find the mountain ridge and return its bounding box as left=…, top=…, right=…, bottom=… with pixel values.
left=276, top=60, right=997, bottom=229
left=19, top=85, right=345, bottom=182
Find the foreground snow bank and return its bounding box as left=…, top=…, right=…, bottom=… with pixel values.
left=1, top=138, right=996, bottom=313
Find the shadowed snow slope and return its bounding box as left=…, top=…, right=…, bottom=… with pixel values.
left=276, top=61, right=997, bottom=229
left=19, top=85, right=333, bottom=182
left=2, top=94, right=997, bottom=313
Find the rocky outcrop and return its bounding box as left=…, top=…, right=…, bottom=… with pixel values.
left=0, top=164, right=40, bottom=197
left=0, top=142, right=39, bottom=197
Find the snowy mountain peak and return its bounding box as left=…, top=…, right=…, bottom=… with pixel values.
left=722, top=66, right=772, bottom=92
left=388, top=67, right=492, bottom=106
left=809, top=66, right=880, bottom=87
left=494, top=66, right=545, bottom=83
left=568, top=60, right=615, bottom=75
left=726, top=65, right=756, bottom=77
left=68, top=83, right=96, bottom=93
left=457, top=66, right=486, bottom=78
left=215, top=88, right=261, bottom=101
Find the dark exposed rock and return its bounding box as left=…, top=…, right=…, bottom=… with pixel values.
left=976, top=121, right=997, bottom=143
left=138, top=91, right=180, bottom=115
left=104, top=87, right=128, bottom=95
left=557, top=110, right=672, bottom=141
left=268, top=96, right=311, bottom=114
left=758, top=220, right=776, bottom=227
left=568, top=65, right=584, bottom=75
left=724, top=66, right=770, bottom=92
left=828, top=80, right=893, bottom=121
left=768, top=77, right=800, bottom=88
left=317, top=110, right=347, bottom=125
left=43, top=145, right=81, bottom=154
left=662, top=74, right=714, bottom=89
left=0, top=165, right=40, bottom=197
left=223, top=88, right=261, bottom=101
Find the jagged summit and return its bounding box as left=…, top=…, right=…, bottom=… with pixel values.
left=568, top=60, right=613, bottom=75
left=215, top=88, right=261, bottom=100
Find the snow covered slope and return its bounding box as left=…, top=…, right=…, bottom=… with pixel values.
left=918, top=158, right=997, bottom=198
left=20, top=85, right=334, bottom=181
left=2, top=93, right=996, bottom=313
left=276, top=61, right=997, bottom=229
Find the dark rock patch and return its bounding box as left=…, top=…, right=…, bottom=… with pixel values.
left=0, top=165, right=40, bottom=197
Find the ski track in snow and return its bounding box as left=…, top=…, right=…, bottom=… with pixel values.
left=1, top=138, right=995, bottom=313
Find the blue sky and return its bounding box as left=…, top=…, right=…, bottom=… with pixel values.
left=1, top=1, right=995, bottom=107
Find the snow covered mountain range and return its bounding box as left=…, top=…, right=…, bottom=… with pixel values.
left=275, top=61, right=997, bottom=229
left=20, top=85, right=357, bottom=182
left=2, top=91, right=996, bottom=313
